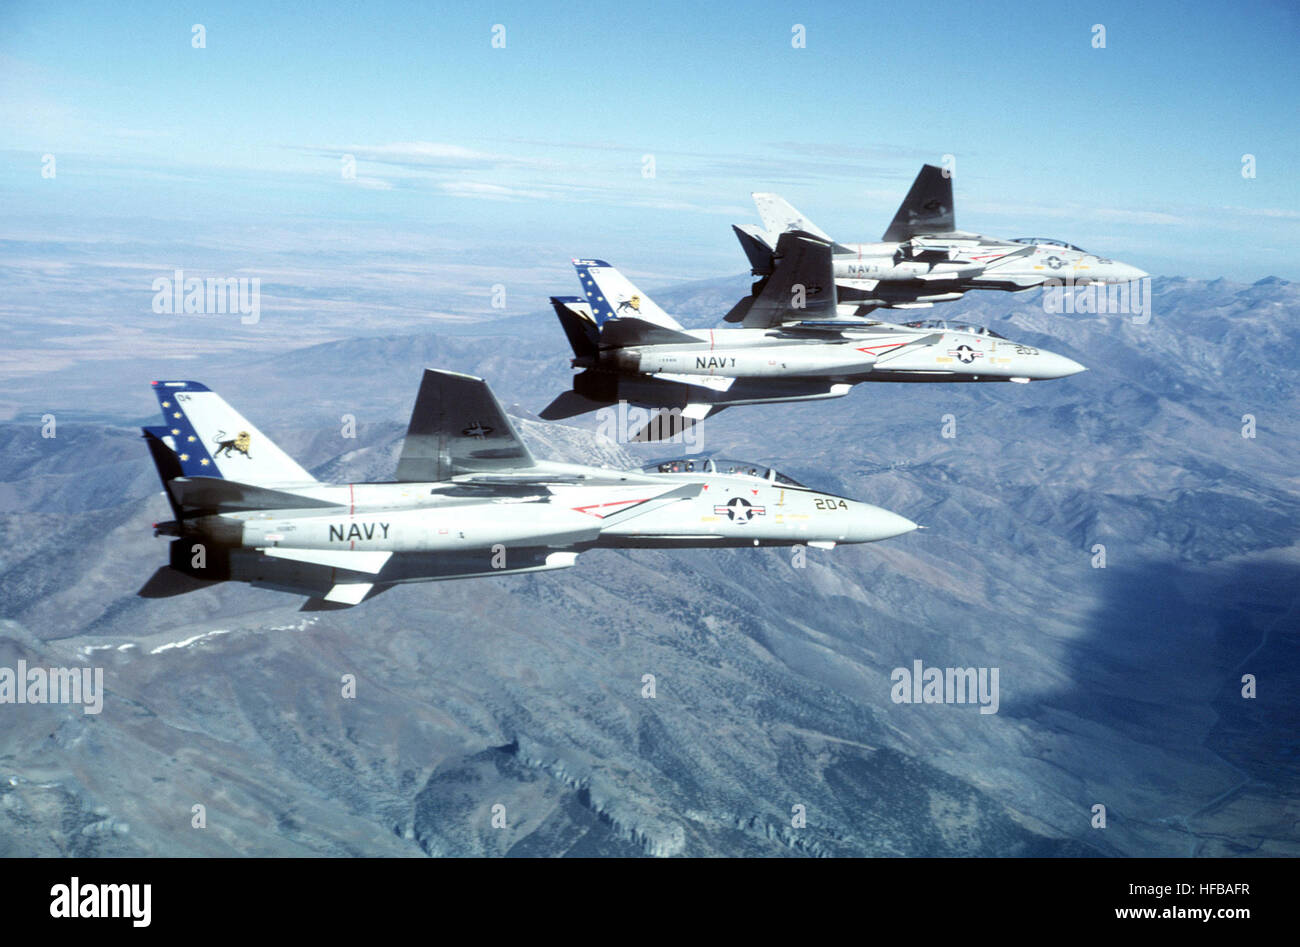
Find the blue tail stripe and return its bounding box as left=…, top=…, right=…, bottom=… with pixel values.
left=151, top=380, right=220, bottom=478
left=572, top=261, right=618, bottom=325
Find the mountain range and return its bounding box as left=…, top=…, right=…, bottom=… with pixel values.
left=1, top=275, right=1296, bottom=857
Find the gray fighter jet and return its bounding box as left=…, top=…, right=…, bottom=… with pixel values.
left=730, top=163, right=1147, bottom=319
left=139, top=371, right=916, bottom=608
left=541, top=241, right=1085, bottom=436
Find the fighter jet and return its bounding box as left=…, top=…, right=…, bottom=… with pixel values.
left=138, top=370, right=916, bottom=608
left=541, top=237, right=1086, bottom=438
left=729, top=163, right=1147, bottom=319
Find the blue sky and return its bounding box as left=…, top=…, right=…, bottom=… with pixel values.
left=2, top=0, right=1298, bottom=286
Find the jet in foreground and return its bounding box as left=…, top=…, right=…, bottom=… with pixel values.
left=139, top=370, right=916, bottom=608
left=542, top=241, right=1086, bottom=436
left=730, top=163, right=1147, bottom=319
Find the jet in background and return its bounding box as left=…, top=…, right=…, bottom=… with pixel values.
left=542, top=240, right=1086, bottom=438
left=139, top=370, right=916, bottom=608
left=729, top=164, right=1147, bottom=319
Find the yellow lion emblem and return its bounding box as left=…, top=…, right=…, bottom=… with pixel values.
left=213, top=429, right=252, bottom=459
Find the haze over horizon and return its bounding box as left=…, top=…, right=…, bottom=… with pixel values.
left=3, top=0, right=1298, bottom=295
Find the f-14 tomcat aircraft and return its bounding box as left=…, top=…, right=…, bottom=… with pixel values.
left=139, top=371, right=916, bottom=608
left=540, top=241, right=1085, bottom=436
left=729, top=163, right=1147, bottom=318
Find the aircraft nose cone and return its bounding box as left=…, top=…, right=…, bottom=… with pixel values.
left=1106, top=261, right=1148, bottom=282
left=1033, top=351, right=1088, bottom=379
left=846, top=504, right=918, bottom=543
left=1052, top=353, right=1087, bottom=377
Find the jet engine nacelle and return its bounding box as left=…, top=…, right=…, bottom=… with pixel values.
left=634, top=346, right=873, bottom=379
left=237, top=505, right=598, bottom=553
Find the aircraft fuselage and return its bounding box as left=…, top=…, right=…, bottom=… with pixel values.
left=832, top=237, right=1147, bottom=301
left=603, top=323, right=1084, bottom=387
left=167, top=465, right=915, bottom=565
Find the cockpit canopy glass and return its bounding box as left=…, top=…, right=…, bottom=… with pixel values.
left=642, top=456, right=807, bottom=487
left=1012, top=237, right=1086, bottom=252
left=900, top=318, right=1006, bottom=339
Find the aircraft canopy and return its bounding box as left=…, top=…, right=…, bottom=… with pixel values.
left=900, top=318, right=1007, bottom=339
left=1012, top=237, right=1087, bottom=252
left=643, top=456, right=807, bottom=487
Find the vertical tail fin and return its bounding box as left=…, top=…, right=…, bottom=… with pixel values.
left=882, top=164, right=956, bottom=241
left=149, top=380, right=316, bottom=486
left=740, top=230, right=838, bottom=328
left=394, top=369, right=535, bottom=482
left=141, top=426, right=185, bottom=519
left=549, top=296, right=600, bottom=361
left=571, top=259, right=684, bottom=331
left=751, top=193, right=832, bottom=241
left=732, top=224, right=776, bottom=276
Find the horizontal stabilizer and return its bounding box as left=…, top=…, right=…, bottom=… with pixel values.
left=260, top=547, right=393, bottom=574
left=538, top=388, right=610, bottom=421
left=629, top=405, right=719, bottom=442
left=631, top=412, right=694, bottom=443
left=136, top=565, right=220, bottom=599
left=722, top=279, right=769, bottom=323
